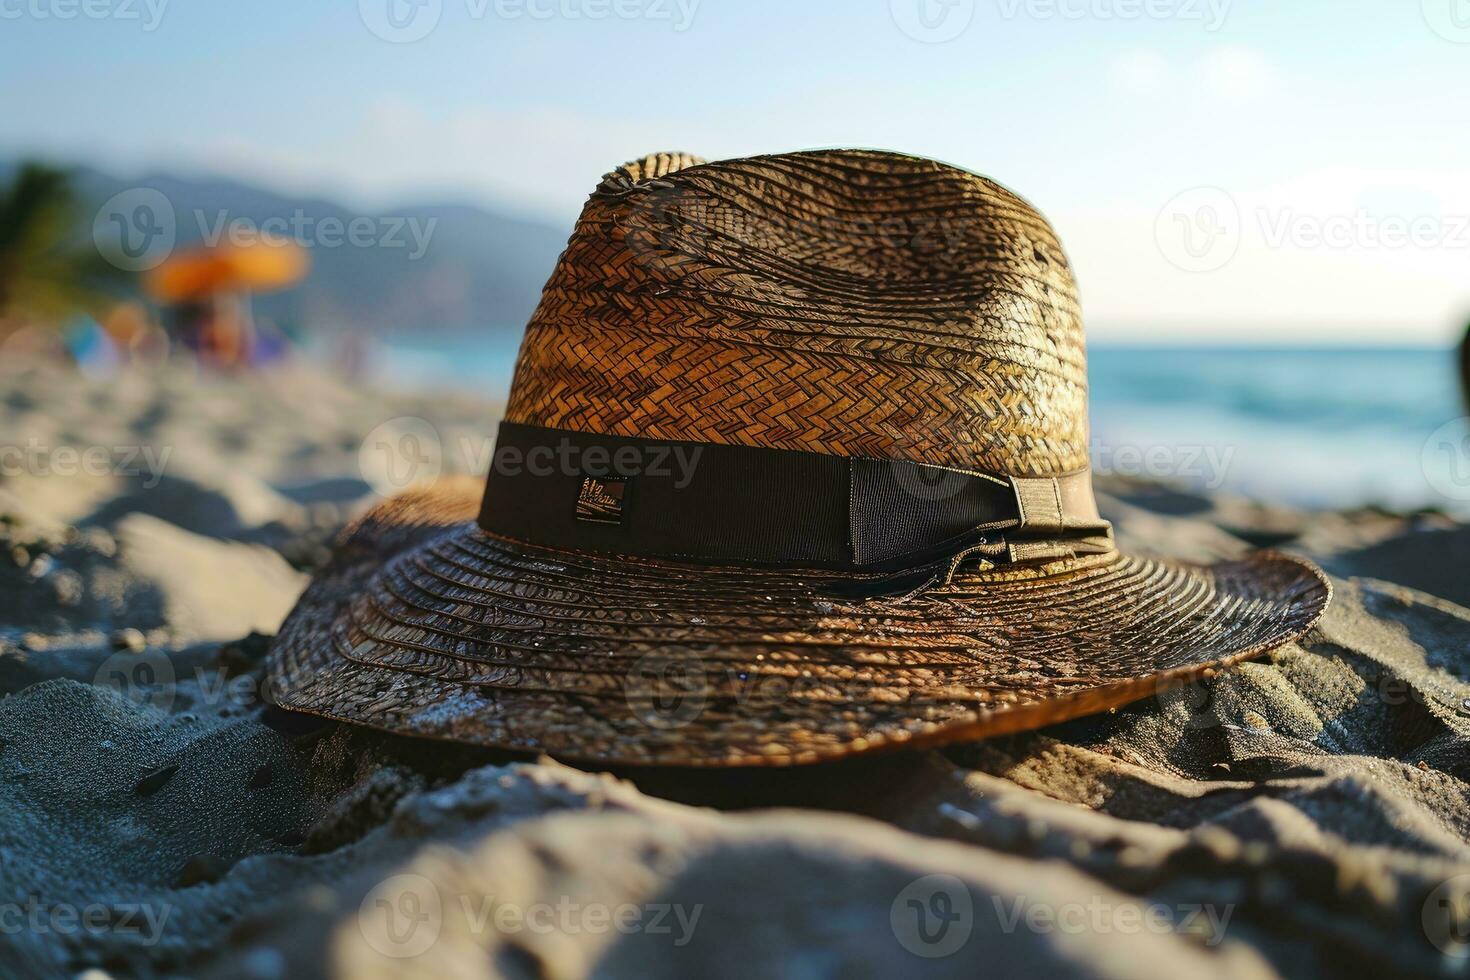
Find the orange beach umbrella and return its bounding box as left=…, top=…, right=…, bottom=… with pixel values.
left=143, top=241, right=309, bottom=303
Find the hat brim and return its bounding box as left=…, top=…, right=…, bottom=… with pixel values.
left=266, top=481, right=1330, bottom=767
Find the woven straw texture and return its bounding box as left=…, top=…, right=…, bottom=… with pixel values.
left=267, top=149, right=1332, bottom=766
left=268, top=481, right=1328, bottom=766
left=506, top=149, right=1087, bottom=475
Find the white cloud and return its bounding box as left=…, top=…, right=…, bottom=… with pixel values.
left=1107, top=47, right=1276, bottom=106
left=1109, top=49, right=1172, bottom=95
left=1198, top=46, right=1276, bottom=103
left=1061, top=167, right=1470, bottom=343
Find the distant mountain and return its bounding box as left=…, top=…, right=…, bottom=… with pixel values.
left=40, top=161, right=571, bottom=335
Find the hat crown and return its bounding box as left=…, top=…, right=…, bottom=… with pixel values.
left=505, top=149, right=1089, bottom=477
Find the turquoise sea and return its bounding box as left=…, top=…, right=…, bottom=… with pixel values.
left=366, top=334, right=1470, bottom=514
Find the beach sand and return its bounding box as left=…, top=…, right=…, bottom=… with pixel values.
left=1, top=362, right=1467, bottom=978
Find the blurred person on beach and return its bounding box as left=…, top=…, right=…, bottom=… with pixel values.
left=146, top=241, right=306, bottom=371
left=1, top=161, right=303, bottom=374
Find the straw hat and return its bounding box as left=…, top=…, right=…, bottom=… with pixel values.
left=266, top=150, right=1329, bottom=767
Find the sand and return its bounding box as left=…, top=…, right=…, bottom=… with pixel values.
left=0, top=362, right=1467, bottom=979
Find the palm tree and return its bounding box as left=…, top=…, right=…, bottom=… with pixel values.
left=0, top=162, right=119, bottom=333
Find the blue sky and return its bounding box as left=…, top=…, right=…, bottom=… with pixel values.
left=3, top=0, right=1469, bottom=342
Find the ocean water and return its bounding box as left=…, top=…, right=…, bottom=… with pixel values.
left=1086, top=347, right=1465, bottom=512
left=368, top=334, right=1469, bottom=514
